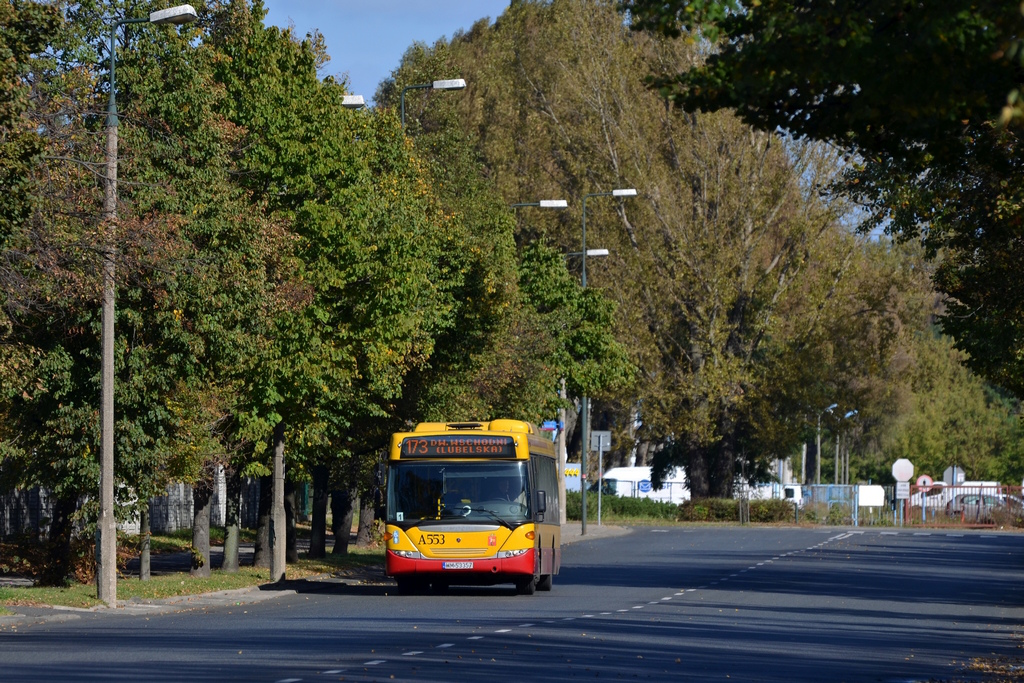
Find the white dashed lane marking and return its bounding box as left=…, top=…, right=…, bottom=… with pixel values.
left=329, top=529, right=957, bottom=680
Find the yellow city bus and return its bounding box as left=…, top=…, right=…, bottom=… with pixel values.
left=384, top=420, right=561, bottom=595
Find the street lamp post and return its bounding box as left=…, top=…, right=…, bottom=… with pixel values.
left=99, top=3, right=197, bottom=607
left=815, top=403, right=837, bottom=486
left=512, top=199, right=569, bottom=523
left=834, top=409, right=858, bottom=485
left=578, top=188, right=637, bottom=535
left=268, top=91, right=365, bottom=585
left=400, top=78, right=466, bottom=128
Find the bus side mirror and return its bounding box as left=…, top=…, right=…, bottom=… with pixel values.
left=536, top=490, right=547, bottom=514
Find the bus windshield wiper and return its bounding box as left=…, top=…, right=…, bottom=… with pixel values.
left=472, top=507, right=514, bottom=529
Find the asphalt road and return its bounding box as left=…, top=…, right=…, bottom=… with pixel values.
left=3, top=526, right=1023, bottom=682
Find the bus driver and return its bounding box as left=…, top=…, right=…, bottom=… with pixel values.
left=494, top=477, right=526, bottom=505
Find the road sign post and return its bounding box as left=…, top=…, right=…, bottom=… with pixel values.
left=892, top=459, right=914, bottom=526
left=590, top=431, right=610, bottom=526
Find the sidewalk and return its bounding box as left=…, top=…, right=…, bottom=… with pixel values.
left=561, top=521, right=630, bottom=544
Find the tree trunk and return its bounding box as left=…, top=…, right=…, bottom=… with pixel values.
left=270, top=421, right=286, bottom=582
left=284, top=479, right=299, bottom=563
left=191, top=480, right=212, bottom=578
left=805, top=440, right=819, bottom=487
left=139, top=506, right=151, bottom=581
left=253, top=474, right=272, bottom=569
left=40, top=493, right=77, bottom=587
left=331, top=487, right=356, bottom=555
left=711, top=411, right=737, bottom=498
left=308, top=465, right=329, bottom=559
left=222, top=468, right=242, bottom=572
left=356, top=497, right=376, bottom=546
left=688, top=443, right=711, bottom=499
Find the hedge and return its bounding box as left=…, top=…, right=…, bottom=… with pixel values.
left=565, top=491, right=678, bottom=521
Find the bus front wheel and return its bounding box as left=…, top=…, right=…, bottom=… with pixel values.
left=537, top=574, right=553, bottom=591
left=515, top=575, right=537, bottom=595
left=396, top=577, right=428, bottom=595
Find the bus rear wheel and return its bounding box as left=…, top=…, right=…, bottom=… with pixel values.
left=537, top=574, right=553, bottom=592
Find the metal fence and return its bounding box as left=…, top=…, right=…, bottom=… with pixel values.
left=796, top=485, right=895, bottom=526
left=790, top=483, right=1023, bottom=528
left=1, top=473, right=261, bottom=539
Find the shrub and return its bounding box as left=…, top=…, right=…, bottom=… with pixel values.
left=749, top=499, right=798, bottom=523
left=678, top=498, right=738, bottom=522
left=565, top=491, right=678, bottom=521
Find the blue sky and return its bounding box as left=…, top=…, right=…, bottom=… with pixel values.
left=260, top=1, right=512, bottom=103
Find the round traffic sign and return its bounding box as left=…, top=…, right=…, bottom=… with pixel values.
left=892, top=458, right=914, bottom=482
left=916, top=474, right=933, bottom=492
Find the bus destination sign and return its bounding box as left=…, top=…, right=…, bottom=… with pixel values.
left=400, top=435, right=517, bottom=458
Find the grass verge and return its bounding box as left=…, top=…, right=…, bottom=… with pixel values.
left=0, top=544, right=383, bottom=610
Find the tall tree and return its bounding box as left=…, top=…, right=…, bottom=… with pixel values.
left=620, top=0, right=1024, bottom=399
left=208, top=1, right=461, bottom=565
left=411, top=0, right=894, bottom=497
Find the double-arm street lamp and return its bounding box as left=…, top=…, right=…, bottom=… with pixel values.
left=511, top=199, right=569, bottom=523
left=98, top=3, right=197, bottom=607
left=400, top=78, right=466, bottom=128
left=835, top=409, right=858, bottom=485
left=510, top=199, right=568, bottom=210
left=577, top=188, right=637, bottom=535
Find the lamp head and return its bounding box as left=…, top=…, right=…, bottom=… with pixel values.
left=149, top=4, right=198, bottom=25
left=433, top=78, right=466, bottom=90
left=612, top=188, right=637, bottom=197
left=539, top=200, right=568, bottom=209
left=342, top=95, right=366, bottom=109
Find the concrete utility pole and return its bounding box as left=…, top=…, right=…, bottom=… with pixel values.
left=98, top=4, right=197, bottom=608
left=557, top=379, right=568, bottom=525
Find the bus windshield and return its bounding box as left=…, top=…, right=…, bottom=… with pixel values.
left=387, top=461, right=531, bottom=527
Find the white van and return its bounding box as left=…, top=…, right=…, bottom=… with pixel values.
left=596, top=466, right=690, bottom=504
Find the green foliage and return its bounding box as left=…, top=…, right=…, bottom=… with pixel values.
left=0, top=0, right=59, bottom=239
left=876, top=332, right=1016, bottom=481
left=565, top=491, right=679, bottom=521
left=621, top=0, right=1024, bottom=400
left=379, top=35, right=637, bottom=427
left=429, top=0, right=905, bottom=498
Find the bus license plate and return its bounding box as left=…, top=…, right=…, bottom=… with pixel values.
left=442, top=561, right=473, bottom=570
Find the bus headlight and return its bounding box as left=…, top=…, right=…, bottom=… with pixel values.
left=391, top=549, right=422, bottom=559
left=497, top=548, right=529, bottom=558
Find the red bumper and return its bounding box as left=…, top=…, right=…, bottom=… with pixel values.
left=386, top=548, right=535, bottom=579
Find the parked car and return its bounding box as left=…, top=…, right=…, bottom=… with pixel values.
left=946, top=493, right=1002, bottom=522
